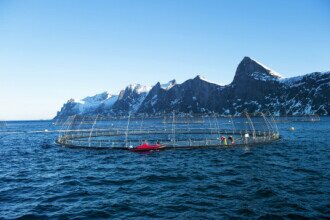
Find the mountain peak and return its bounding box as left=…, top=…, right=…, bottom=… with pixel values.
left=233, top=56, right=282, bottom=83
left=194, top=75, right=206, bottom=80
left=242, top=56, right=253, bottom=62
left=160, top=80, right=176, bottom=90
left=125, top=84, right=152, bottom=94
left=81, top=91, right=110, bottom=103
left=192, top=75, right=222, bottom=86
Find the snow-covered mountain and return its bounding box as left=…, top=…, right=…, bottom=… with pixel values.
left=55, top=92, right=118, bottom=118
left=225, top=57, right=329, bottom=115
left=111, top=84, right=152, bottom=115
left=54, top=56, right=330, bottom=119
left=137, top=75, right=225, bottom=114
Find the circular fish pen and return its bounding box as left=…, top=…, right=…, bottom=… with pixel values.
left=55, top=113, right=280, bottom=150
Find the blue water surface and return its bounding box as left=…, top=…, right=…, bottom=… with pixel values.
left=0, top=118, right=329, bottom=219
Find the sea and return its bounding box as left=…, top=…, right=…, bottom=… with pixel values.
left=0, top=118, right=329, bottom=219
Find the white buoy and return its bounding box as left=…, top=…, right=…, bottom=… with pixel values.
left=290, top=127, right=295, bottom=132
left=44, top=129, right=49, bottom=132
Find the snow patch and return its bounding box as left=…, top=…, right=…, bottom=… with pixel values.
left=151, top=95, right=158, bottom=106
left=161, top=80, right=176, bottom=90
left=68, top=92, right=118, bottom=115
left=131, top=93, right=148, bottom=112
left=280, top=71, right=330, bottom=86
left=252, top=58, right=283, bottom=78
left=195, top=75, right=224, bottom=86
left=127, top=84, right=152, bottom=94
left=250, top=72, right=280, bottom=81
left=170, top=99, right=180, bottom=106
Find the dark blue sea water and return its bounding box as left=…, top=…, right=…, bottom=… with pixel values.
left=0, top=118, right=329, bottom=219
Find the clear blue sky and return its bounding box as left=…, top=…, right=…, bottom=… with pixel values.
left=0, top=0, right=329, bottom=120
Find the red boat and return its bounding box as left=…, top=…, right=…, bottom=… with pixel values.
left=130, top=143, right=165, bottom=152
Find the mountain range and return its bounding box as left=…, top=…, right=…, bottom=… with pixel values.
left=54, top=57, right=330, bottom=119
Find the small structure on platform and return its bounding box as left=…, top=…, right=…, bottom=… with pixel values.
left=55, top=112, right=280, bottom=150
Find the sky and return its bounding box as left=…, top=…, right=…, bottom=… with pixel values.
left=0, top=0, right=329, bottom=120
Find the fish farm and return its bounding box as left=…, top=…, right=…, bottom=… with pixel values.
left=55, top=113, right=280, bottom=150
left=273, top=114, right=320, bottom=123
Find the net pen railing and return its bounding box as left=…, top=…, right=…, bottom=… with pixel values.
left=55, top=113, right=280, bottom=150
